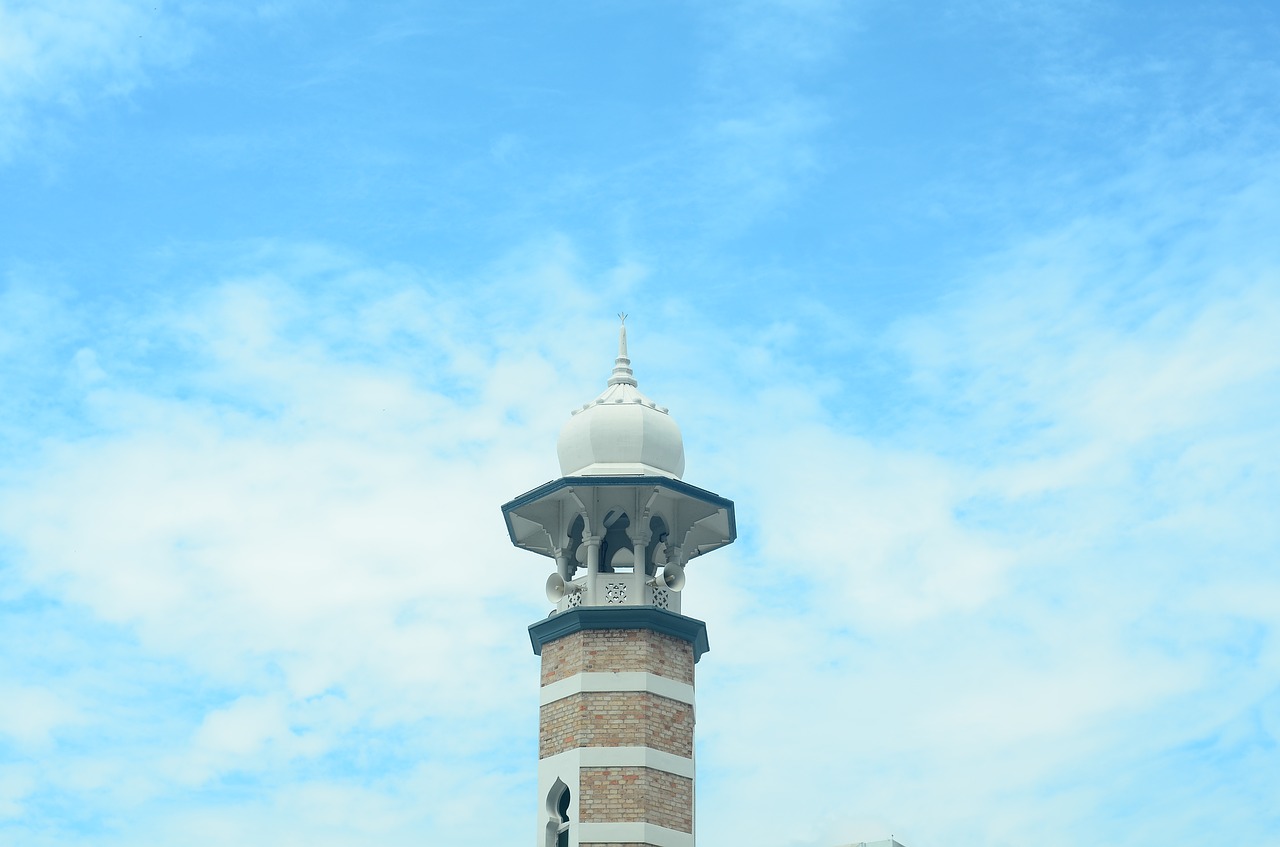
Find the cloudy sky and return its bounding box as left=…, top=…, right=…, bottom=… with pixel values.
left=2, top=1, right=1279, bottom=845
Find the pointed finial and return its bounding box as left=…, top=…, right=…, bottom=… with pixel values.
left=608, top=313, right=637, bottom=387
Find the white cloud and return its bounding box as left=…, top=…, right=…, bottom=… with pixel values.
left=676, top=145, right=1280, bottom=846
left=680, top=0, right=852, bottom=231
left=0, top=766, right=35, bottom=820
left=0, top=684, right=81, bottom=748
left=178, top=694, right=301, bottom=784
left=0, top=0, right=200, bottom=160
left=2, top=188, right=1279, bottom=847
left=0, top=239, right=643, bottom=843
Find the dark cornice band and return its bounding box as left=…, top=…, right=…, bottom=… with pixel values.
left=501, top=474, right=737, bottom=552
left=528, top=606, right=710, bottom=662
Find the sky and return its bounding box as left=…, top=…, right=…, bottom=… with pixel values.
left=1, top=0, right=1279, bottom=845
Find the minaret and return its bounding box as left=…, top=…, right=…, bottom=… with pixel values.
left=502, top=319, right=737, bottom=847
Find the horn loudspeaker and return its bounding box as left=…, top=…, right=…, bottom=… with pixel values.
left=546, top=573, right=567, bottom=603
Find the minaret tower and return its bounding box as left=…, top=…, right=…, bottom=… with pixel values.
left=502, top=318, right=736, bottom=847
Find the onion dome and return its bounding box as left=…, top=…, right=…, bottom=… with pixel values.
left=556, top=318, right=686, bottom=479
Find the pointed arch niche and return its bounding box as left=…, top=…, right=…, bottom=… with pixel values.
left=544, top=779, right=571, bottom=847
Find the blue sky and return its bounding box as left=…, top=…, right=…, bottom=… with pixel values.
left=2, top=1, right=1279, bottom=845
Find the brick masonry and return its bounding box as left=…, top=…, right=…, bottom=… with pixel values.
left=579, top=767, right=694, bottom=832
left=540, top=629, right=695, bottom=687
left=540, top=691, right=694, bottom=758
left=540, top=626, right=697, bottom=843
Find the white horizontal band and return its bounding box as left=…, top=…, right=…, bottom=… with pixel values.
left=578, top=822, right=694, bottom=847
left=539, top=746, right=695, bottom=779
left=540, top=671, right=695, bottom=706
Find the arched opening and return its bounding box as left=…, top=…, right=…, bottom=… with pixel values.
left=599, top=510, right=633, bottom=572
left=644, top=515, right=670, bottom=578
left=564, top=515, right=585, bottom=579
left=545, top=780, right=571, bottom=847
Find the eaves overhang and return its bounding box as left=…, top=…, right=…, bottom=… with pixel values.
left=528, top=606, right=710, bottom=662
left=500, top=474, right=737, bottom=557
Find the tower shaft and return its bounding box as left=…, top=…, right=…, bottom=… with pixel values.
left=532, top=610, right=706, bottom=847
left=504, top=324, right=734, bottom=847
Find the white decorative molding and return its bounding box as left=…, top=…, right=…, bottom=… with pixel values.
left=539, top=746, right=695, bottom=779
left=540, top=672, right=695, bottom=707
left=577, top=822, right=694, bottom=847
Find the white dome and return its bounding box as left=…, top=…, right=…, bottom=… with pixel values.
left=556, top=323, right=685, bottom=479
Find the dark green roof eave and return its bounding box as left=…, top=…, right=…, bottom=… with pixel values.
left=503, top=474, right=734, bottom=512
left=500, top=475, right=737, bottom=550
left=528, top=606, right=710, bottom=662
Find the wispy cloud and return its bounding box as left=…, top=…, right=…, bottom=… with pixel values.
left=0, top=0, right=202, bottom=161
left=680, top=0, right=855, bottom=232
left=0, top=237, right=654, bottom=843
left=686, top=131, right=1280, bottom=845
left=2, top=2, right=1279, bottom=845
left=6, top=169, right=1277, bottom=842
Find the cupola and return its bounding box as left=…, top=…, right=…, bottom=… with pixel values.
left=502, top=316, right=738, bottom=847
left=555, top=317, right=685, bottom=479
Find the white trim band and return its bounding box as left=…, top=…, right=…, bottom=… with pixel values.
left=540, top=746, right=695, bottom=779
left=541, top=672, right=695, bottom=706
left=577, top=822, right=694, bottom=847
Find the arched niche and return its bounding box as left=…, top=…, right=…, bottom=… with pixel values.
left=544, top=779, right=571, bottom=847
left=644, top=514, right=670, bottom=577
left=599, top=509, right=633, bottom=573
left=563, top=515, right=585, bottom=578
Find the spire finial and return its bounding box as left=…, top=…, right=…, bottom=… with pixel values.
left=608, top=313, right=637, bottom=387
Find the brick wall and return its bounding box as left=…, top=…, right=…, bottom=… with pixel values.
left=540, top=691, right=693, bottom=758
left=579, top=767, right=694, bottom=833
left=540, top=629, right=695, bottom=686
left=539, top=625, right=698, bottom=845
